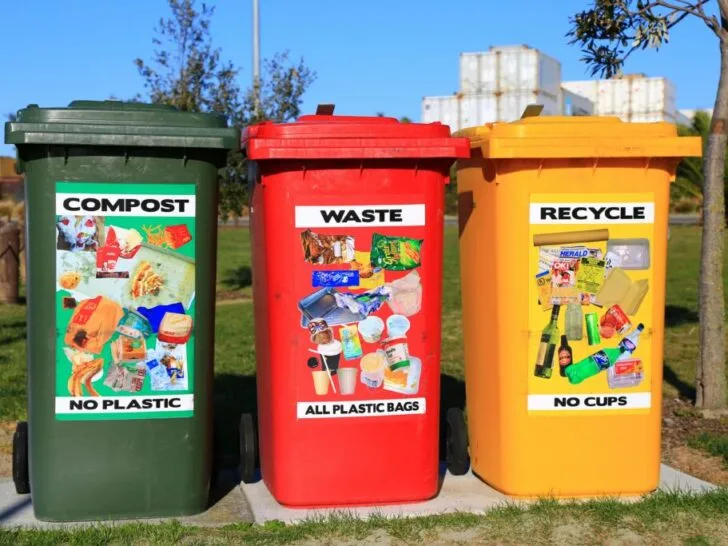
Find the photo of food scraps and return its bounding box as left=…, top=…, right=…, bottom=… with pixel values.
left=299, top=232, right=425, bottom=398
left=56, top=223, right=196, bottom=310
left=531, top=228, right=650, bottom=388
left=56, top=214, right=197, bottom=402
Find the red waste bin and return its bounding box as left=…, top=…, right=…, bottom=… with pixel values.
left=242, top=110, right=469, bottom=507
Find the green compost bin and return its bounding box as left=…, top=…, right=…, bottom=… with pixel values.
left=4, top=100, right=239, bottom=521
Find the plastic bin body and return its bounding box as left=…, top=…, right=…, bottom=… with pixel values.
left=456, top=117, right=701, bottom=498
left=5, top=101, right=238, bottom=521
left=245, top=115, right=469, bottom=507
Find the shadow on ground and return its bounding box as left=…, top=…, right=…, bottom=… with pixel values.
left=210, top=371, right=467, bottom=503
left=221, top=266, right=253, bottom=290
left=664, top=363, right=697, bottom=402
left=665, top=305, right=699, bottom=328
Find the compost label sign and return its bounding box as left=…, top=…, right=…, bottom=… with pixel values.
left=527, top=193, right=655, bottom=412
left=54, top=182, right=196, bottom=421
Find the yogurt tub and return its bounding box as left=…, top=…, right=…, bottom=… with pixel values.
left=382, top=336, right=410, bottom=371
left=386, top=314, right=411, bottom=338
left=358, top=316, right=385, bottom=343
left=360, top=350, right=386, bottom=388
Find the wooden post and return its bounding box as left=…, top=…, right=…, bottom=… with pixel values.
left=0, top=221, right=20, bottom=303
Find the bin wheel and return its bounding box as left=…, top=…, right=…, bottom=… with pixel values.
left=13, top=421, right=30, bottom=495
left=445, top=408, right=470, bottom=476
left=239, top=413, right=257, bottom=484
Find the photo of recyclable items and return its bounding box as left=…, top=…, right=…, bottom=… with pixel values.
left=535, top=229, right=607, bottom=306
left=56, top=215, right=105, bottom=252
left=595, top=268, right=649, bottom=314
left=300, top=230, right=355, bottom=264
left=605, top=239, right=650, bottom=270
left=531, top=226, right=652, bottom=388
left=298, top=228, right=426, bottom=400
left=370, top=233, right=423, bottom=270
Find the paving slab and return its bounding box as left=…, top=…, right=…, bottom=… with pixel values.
left=0, top=464, right=717, bottom=528
left=240, top=464, right=718, bottom=524
left=0, top=469, right=254, bottom=529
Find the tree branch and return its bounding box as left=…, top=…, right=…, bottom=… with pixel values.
left=653, top=0, right=720, bottom=32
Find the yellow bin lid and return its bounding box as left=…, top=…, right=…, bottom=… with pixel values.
left=455, top=116, right=702, bottom=159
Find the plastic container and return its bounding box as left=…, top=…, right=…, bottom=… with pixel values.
left=244, top=110, right=468, bottom=506
left=455, top=116, right=700, bottom=498
left=5, top=100, right=238, bottom=521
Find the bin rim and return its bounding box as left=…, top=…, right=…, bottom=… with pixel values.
left=4, top=101, right=240, bottom=150
left=454, top=116, right=703, bottom=159
left=243, top=114, right=470, bottom=160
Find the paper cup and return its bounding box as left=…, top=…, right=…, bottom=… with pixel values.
left=312, top=370, right=330, bottom=395
left=318, top=340, right=342, bottom=374
left=358, top=316, right=385, bottom=343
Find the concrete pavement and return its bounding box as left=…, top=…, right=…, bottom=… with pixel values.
left=0, top=464, right=716, bottom=528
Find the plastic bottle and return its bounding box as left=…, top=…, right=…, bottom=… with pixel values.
left=619, top=323, right=644, bottom=354
left=565, top=302, right=583, bottom=341
left=565, top=347, right=625, bottom=385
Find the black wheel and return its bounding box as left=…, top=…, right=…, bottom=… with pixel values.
left=445, top=408, right=469, bottom=476
left=239, top=413, right=257, bottom=484
left=13, top=421, right=30, bottom=495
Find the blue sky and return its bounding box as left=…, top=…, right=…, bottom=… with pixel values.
left=0, top=0, right=718, bottom=156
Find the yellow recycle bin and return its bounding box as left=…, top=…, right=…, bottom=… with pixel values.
left=455, top=117, right=701, bottom=498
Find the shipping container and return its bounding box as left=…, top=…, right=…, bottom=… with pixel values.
left=560, top=88, right=594, bottom=116
left=422, top=91, right=560, bottom=130
left=460, top=45, right=561, bottom=97
left=562, top=77, right=676, bottom=118
left=421, top=95, right=463, bottom=133
left=627, top=111, right=677, bottom=123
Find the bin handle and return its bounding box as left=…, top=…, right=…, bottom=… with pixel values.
left=520, top=104, right=544, bottom=119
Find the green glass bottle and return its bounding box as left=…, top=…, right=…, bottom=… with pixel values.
left=565, top=347, right=625, bottom=385
left=534, top=304, right=561, bottom=379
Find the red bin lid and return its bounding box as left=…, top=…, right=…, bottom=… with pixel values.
left=243, top=111, right=470, bottom=160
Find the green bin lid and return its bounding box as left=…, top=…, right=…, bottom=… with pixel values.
left=4, top=100, right=239, bottom=150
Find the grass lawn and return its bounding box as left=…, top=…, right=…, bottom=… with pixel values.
left=2, top=490, right=728, bottom=544
left=1, top=225, right=727, bottom=543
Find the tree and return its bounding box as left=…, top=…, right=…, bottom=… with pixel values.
left=674, top=111, right=728, bottom=219
left=135, top=0, right=315, bottom=220
left=569, top=1, right=727, bottom=409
